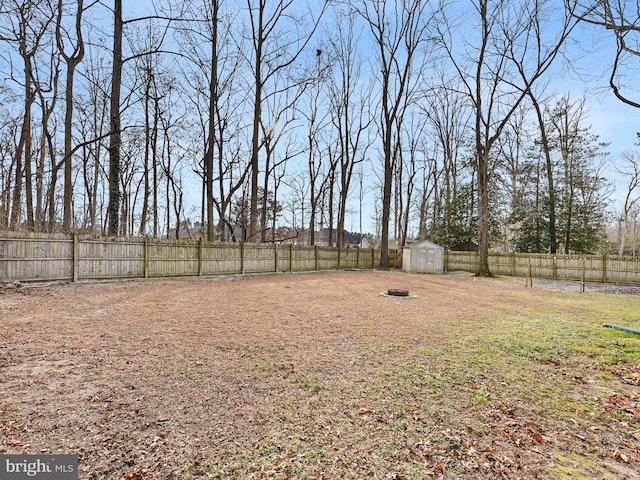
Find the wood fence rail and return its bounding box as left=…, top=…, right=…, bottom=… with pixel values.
left=444, top=251, right=640, bottom=284
left=2, top=232, right=638, bottom=284
left=0, top=232, right=381, bottom=283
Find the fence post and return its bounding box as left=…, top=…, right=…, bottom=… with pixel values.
left=372, top=248, right=375, bottom=269
left=240, top=241, right=245, bottom=274
left=144, top=236, right=149, bottom=279
left=602, top=254, right=607, bottom=284
left=314, top=245, right=318, bottom=271
left=356, top=246, right=360, bottom=269
left=511, top=252, right=516, bottom=277
left=72, top=233, right=79, bottom=282
left=289, top=243, right=293, bottom=272
left=198, top=237, right=203, bottom=276
left=337, top=245, right=341, bottom=269
left=581, top=257, right=586, bottom=293
left=553, top=255, right=557, bottom=280
left=274, top=243, right=278, bottom=272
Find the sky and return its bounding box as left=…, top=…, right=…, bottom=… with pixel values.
left=85, top=1, right=640, bottom=234
left=564, top=21, right=640, bottom=211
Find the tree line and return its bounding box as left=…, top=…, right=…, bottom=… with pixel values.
left=1, top=0, right=639, bottom=273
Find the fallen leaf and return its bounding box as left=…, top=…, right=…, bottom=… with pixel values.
left=6, top=439, right=30, bottom=446
left=358, top=408, right=373, bottom=415
left=534, top=432, right=543, bottom=443
left=125, top=468, right=143, bottom=480
left=409, top=448, right=422, bottom=459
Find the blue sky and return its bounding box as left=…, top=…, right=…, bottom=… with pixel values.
left=106, top=1, right=640, bottom=233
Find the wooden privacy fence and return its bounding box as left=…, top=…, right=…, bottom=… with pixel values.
left=445, top=251, right=640, bottom=284
left=4, top=232, right=637, bottom=285
left=0, top=232, right=381, bottom=283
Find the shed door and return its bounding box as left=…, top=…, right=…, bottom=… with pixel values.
left=414, top=247, right=435, bottom=273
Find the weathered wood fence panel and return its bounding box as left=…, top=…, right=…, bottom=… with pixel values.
left=79, top=238, right=145, bottom=280
left=0, top=232, right=382, bottom=283
left=202, top=243, right=241, bottom=275
left=607, top=256, right=640, bottom=283
left=445, top=251, right=640, bottom=284
left=0, top=233, right=72, bottom=281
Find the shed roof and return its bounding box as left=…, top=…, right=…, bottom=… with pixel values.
left=405, top=240, right=444, bottom=250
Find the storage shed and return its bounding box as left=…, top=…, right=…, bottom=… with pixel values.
left=402, top=240, right=444, bottom=274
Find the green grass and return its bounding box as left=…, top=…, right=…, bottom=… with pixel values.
left=194, top=289, right=640, bottom=478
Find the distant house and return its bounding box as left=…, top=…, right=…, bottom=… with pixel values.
left=263, top=227, right=299, bottom=244
left=166, top=227, right=203, bottom=240
left=315, top=228, right=363, bottom=247
left=388, top=239, right=403, bottom=251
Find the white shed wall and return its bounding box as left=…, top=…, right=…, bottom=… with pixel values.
left=402, top=241, right=444, bottom=274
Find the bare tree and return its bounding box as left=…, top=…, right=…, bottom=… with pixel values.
left=75, top=45, right=110, bottom=231
left=105, top=0, right=124, bottom=234
left=396, top=114, right=426, bottom=247
left=105, top=0, right=177, bottom=235
left=0, top=118, right=19, bottom=229
left=616, top=150, right=640, bottom=254
left=355, top=0, right=438, bottom=267
left=525, top=88, right=559, bottom=253
left=418, top=79, right=472, bottom=246
left=569, top=0, right=640, bottom=108
left=0, top=0, right=56, bottom=230
left=438, top=0, right=579, bottom=275
left=34, top=48, right=60, bottom=231
left=57, top=0, right=88, bottom=231
left=328, top=6, right=374, bottom=248
left=297, top=46, right=331, bottom=245
left=243, top=0, right=327, bottom=242
left=259, top=75, right=305, bottom=241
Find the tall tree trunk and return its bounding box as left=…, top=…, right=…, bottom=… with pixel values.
left=476, top=148, right=491, bottom=276
left=380, top=115, right=393, bottom=269
left=248, top=3, right=263, bottom=243
left=204, top=1, right=218, bottom=241
left=139, top=74, right=151, bottom=235
left=59, top=0, right=85, bottom=231
left=107, top=0, right=123, bottom=235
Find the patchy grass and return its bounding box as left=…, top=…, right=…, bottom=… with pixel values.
left=1, top=272, right=639, bottom=479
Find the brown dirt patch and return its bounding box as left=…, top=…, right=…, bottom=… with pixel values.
left=1, top=270, right=639, bottom=479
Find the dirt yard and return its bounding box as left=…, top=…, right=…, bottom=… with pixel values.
left=1, top=270, right=639, bottom=479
